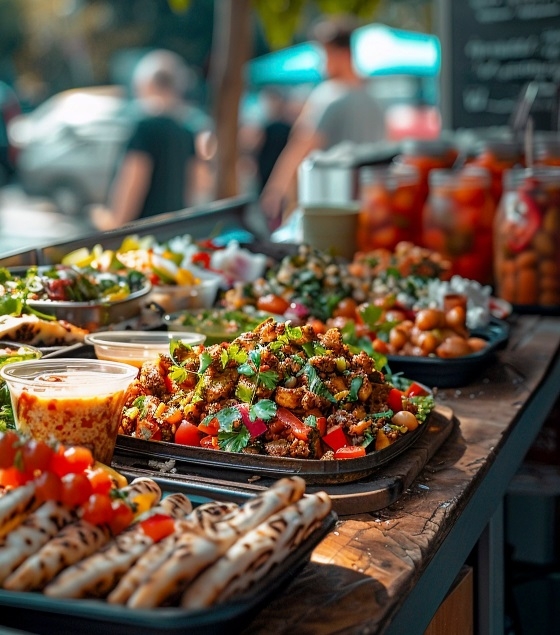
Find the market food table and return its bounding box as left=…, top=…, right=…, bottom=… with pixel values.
left=240, top=313, right=560, bottom=635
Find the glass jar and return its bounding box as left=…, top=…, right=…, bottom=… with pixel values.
left=357, top=163, right=421, bottom=251
left=494, top=167, right=560, bottom=308
left=468, top=140, right=523, bottom=205
left=396, top=139, right=459, bottom=213
left=422, top=166, right=496, bottom=284
left=534, top=134, right=560, bottom=167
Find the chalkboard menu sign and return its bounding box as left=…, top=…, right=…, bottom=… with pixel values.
left=439, top=0, right=560, bottom=131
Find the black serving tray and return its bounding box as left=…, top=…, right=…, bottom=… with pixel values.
left=115, top=409, right=429, bottom=487
left=384, top=317, right=510, bottom=389
left=0, top=502, right=336, bottom=635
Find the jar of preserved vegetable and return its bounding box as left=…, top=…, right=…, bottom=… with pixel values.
left=534, top=135, right=560, bottom=167
left=357, top=163, right=421, bottom=251
left=468, top=139, right=523, bottom=205
left=396, top=139, right=459, bottom=214
left=494, top=167, right=560, bottom=308
left=422, top=166, right=495, bottom=284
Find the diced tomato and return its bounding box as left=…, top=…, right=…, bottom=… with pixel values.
left=322, top=424, right=349, bottom=452
left=332, top=297, right=358, bottom=319
left=387, top=388, right=404, bottom=413
left=256, top=294, right=290, bottom=315
left=200, top=434, right=219, bottom=449
left=197, top=417, right=220, bottom=436
left=109, top=500, right=135, bottom=535
left=316, top=416, right=327, bottom=437
left=34, top=470, right=63, bottom=503
left=275, top=407, right=311, bottom=441
left=140, top=513, right=176, bottom=542
left=191, top=252, right=212, bottom=268
left=0, top=466, right=29, bottom=488
left=148, top=273, right=162, bottom=286
left=405, top=382, right=430, bottom=398
left=0, top=430, right=21, bottom=469
left=81, top=493, right=114, bottom=526
left=334, top=445, right=367, bottom=460
left=174, top=421, right=202, bottom=446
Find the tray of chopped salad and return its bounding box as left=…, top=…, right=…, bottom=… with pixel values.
left=114, top=318, right=436, bottom=486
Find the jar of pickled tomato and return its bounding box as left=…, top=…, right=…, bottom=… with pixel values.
left=468, top=139, right=523, bottom=205
left=396, top=139, right=459, bottom=216
left=494, top=167, right=560, bottom=308
left=422, top=166, right=496, bottom=284
left=534, top=135, right=560, bottom=167
left=357, top=163, right=421, bottom=251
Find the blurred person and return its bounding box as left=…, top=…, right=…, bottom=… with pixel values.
left=260, top=15, right=387, bottom=230
left=91, top=49, right=197, bottom=231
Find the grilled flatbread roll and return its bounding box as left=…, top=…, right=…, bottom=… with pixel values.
left=43, top=492, right=193, bottom=599
left=181, top=491, right=332, bottom=610
left=0, top=501, right=78, bottom=584
left=107, top=500, right=239, bottom=605
left=0, top=482, right=39, bottom=539
left=0, top=314, right=88, bottom=346
left=3, top=477, right=163, bottom=592
left=126, top=476, right=306, bottom=609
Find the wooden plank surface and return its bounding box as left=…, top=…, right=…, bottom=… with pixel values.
left=241, top=315, right=560, bottom=635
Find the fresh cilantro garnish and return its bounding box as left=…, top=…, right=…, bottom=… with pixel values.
left=300, top=364, right=336, bottom=404
left=347, top=376, right=363, bottom=402
left=251, top=399, right=276, bottom=421
left=218, top=427, right=251, bottom=452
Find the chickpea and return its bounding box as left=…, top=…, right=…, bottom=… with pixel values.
left=389, top=326, right=409, bottom=351
left=445, top=305, right=467, bottom=332
left=467, top=337, right=488, bottom=353
left=415, top=308, right=443, bottom=331
left=436, top=336, right=472, bottom=358
left=417, top=331, right=439, bottom=355
left=391, top=410, right=419, bottom=431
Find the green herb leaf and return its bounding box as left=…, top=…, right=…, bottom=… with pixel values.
left=250, top=399, right=277, bottom=421
left=301, top=364, right=336, bottom=404
left=258, top=370, right=280, bottom=390
left=348, top=376, right=363, bottom=402
left=235, top=382, right=255, bottom=403
left=237, top=362, right=256, bottom=377
left=218, top=427, right=251, bottom=452
left=198, top=352, right=212, bottom=375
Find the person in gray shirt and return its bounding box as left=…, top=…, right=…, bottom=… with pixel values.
left=259, top=15, right=386, bottom=230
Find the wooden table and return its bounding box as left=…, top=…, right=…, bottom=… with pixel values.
left=241, top=314, right=560, bottom=635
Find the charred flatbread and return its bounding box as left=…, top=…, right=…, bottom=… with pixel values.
left=0, top=314, right=88, bottom=346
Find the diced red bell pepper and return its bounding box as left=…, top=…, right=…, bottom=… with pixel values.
left=387, top=388, right=404, bottom=412
left=139, top=514, right=176, bottom=543
left=334, top=445, right=367, bottom=460
left=191, top=252, right=212, bottom=268
left=322, top=424, right=349, bottom=451
left=405, top=382, right=430, bottom=398
left=275, top=407, right=311, bottom=441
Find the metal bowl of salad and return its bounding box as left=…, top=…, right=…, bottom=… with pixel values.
left=2, top=265, right=151, bottom=331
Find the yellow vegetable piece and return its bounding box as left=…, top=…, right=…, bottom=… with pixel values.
left=176, top=268, right=199, bottom=286
left=92, top=461, right=128, bottom=489
left=119, top=234, right=141, bottom=253
left=375, top=429, right=391, bottom=451
left=132, top=492, right=160, bottom=516
left=61, top=247, right=93, bottom=267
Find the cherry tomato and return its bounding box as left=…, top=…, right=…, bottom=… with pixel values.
left=200, top=434, right=219, bottom=449
left=140, top=514, right=176, bottom=542
left=22, top=439, right=54, bottom=477
left=307, top=318, right=327, bottom=335
left=256, top=294, right=290, bottom=315
left=387, top=388, right=404, bottom=413
left=81, top=493, right=114, bottom=526
left=0, top=466, right=28, bottom=488
left=191, top=252, right=212, bottom=268
left=0, top=430, right=21, bottom=469
left=87, top=467, right=114, bottom=495
left=332, top=297, right=358, bottom=319
left=62, top=446, right=94, bottom=473
left=49, top=446, right=73, bottom=477
left=61, top=472, right=93, bottom=508
left=334, top=445, right=367, bottom=460
left=109, top=500, right=135, bottom=536
left=34, top=470, right=63, bottom=503
left=174, top=421, right=202, bottom=446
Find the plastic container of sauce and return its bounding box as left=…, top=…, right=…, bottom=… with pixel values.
left=422, top=166, right=496, bottom=284
left=494, top=167, right=560, bottom=309
left=357, top=163, right=421, bottom=251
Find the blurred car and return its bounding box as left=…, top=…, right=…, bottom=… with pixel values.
left=8, top=86, right=132, bottom=215
left=0, top=80, right=22, bottom=186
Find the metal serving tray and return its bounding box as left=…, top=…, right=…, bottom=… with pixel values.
left=0, top=495, right=336, bottom=635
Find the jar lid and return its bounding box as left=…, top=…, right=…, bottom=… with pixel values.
left=401, top=138, right=457, bottom=158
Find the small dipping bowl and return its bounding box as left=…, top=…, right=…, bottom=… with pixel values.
left=84, top=331, right=206, bottom=368
left=0, top=358, right=139, bottom=464
left=0, top=342, right=43, bottom=371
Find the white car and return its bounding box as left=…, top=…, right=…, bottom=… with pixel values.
left=8, top=86, right=132, bottom=215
